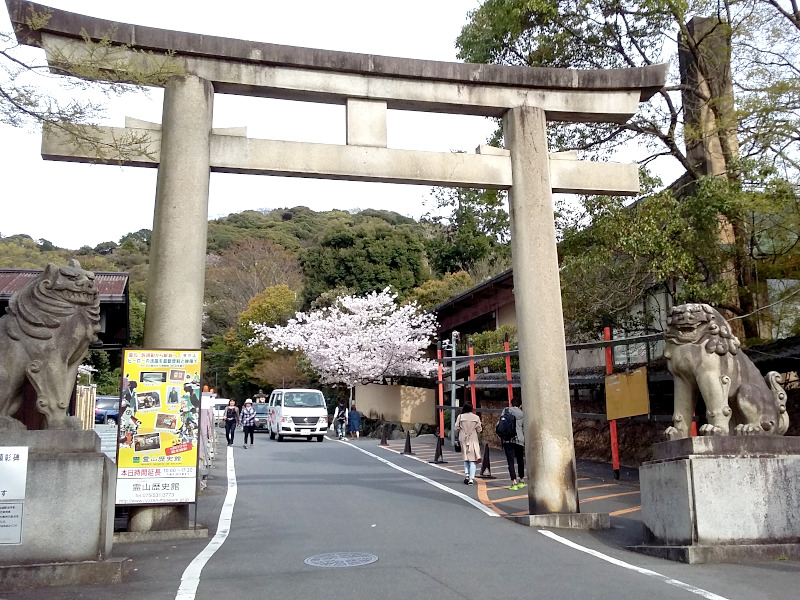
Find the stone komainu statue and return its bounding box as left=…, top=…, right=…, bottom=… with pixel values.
left=664, top=303, right=788, bottom=439
left=0, top=260, right=101, bottom=430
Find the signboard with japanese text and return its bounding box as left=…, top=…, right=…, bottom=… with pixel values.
left=605, top=366, right=650, bottom=420
left=0, top=447, right=28, bottom=544
left=116, top=349, right=202, bottom=505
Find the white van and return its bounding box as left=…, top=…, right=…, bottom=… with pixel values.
left=267, top=389, right=328, bottom=442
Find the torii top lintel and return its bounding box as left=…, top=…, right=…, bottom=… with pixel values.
left=7, top=0, right=667, bottom=122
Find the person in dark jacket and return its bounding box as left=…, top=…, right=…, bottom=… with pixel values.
left=333, top=400, right=349, bottom=440
left=224, top=399, right=240, bottom=447
left=348, top=404, right=362, bottom=439
left=503, top=397, right=525, bottom=490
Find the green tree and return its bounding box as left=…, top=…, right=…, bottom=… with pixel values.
left=205, top=238, right=303, bottom=337
left=129, top=296, right=145, bottom=347
left=557, top=166, right=800, bottom=339
left=424, top=187, right=510, bottom=277
left=457, top=0, right=799, bottom=174
left=93, top=241, right=118, bottom=255
left=300, top=221, right=429, bottom=305
left=456, top=0, right=800, bottom=340
left=0, top=235, right=70, bottom=267
left=404, top=271, right=474, bottom=310
left=216, top=285, right=299, bottom=396
left=470, top=325, right=519, bottom=373
left=119, top=229, right=151, bottom=252
left=2, top=6, right=184, bottom=161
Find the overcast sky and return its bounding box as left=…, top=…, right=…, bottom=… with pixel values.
left=1, top=0, right=504, bottom=249
left=1, top=1, right=678, bottom=251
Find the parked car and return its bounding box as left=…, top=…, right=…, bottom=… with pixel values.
left=95, top=396, right=120, bottom=426
left=253, top=402, right=269, bottom=432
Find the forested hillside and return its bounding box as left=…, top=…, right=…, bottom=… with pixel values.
left=0, top=203, right=510, bottom=398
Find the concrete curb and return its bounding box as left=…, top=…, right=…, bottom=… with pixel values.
left=507, top=513, right=611, bottom=530
left=628, top=542, right=800, bottom=564
left=113, top=527, right=209, bottom=544
left=0, top=557, right=132, bottom=591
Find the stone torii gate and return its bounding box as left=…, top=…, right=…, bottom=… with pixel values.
left=7, top=0, right=666, bottom=524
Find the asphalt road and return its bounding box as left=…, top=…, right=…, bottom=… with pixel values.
left=4, top=433, right=799, bottom=600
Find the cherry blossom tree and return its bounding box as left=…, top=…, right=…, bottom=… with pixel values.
left=249, top=288, right=438, bottom=389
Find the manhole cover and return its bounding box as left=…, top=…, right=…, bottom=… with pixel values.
left=304, top=552, right=378, bottom=568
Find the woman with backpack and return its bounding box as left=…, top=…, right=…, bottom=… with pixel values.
left=500, top=397, right=525, bottom=490
left=454, top=402, right=482, bottom=485
left=333, top=400, right=349, bottom=440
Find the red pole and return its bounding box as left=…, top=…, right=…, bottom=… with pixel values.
left=437, top=343, right=444, bottom=439
left=604, top=324, right=620, bottom=480
left=504, top=332, right=513, bottom=407
left=468, top=338, right=476, bottom=407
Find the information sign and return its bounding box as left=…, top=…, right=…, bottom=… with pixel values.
left=117, top=349, right=202, bottom=505
left=0, top=446, right=28, bottom=544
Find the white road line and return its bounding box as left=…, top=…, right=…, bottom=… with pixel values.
left=378, top=440, right=471, bottom=477
left=175, top=445, right=238, bottom=600
left=539, top=531, right=731, bottom=600
left=340, top=439, right=499, bottom=517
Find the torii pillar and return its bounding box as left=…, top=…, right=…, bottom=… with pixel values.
left=132, top=75, right=214, bottom=532
left=144, top=75, right=213, bottom=349
left=505, top=107, right=580, bottom=518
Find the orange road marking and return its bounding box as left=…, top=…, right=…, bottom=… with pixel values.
left=380, top=442, right=642, bottom=518
left=483, top=482, right=524, bottom=494
left=580, top=490, right=640, bottom=502
left=475, top=476, right=506, bottom=515
left=609, top=506, right=642, bottom=516
left=495, top=494, right=527, bottom=501
left=578, top=483, right=618, bottom=491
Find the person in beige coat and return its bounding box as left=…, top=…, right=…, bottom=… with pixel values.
left=455, top=402, right=482, bottom=485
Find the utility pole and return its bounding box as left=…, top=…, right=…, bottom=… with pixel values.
left=447, top=331, right=460, bottom=448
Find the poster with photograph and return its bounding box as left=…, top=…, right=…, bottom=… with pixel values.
left=117, top=349, right=202, bottom=505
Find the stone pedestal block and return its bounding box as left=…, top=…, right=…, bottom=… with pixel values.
left=0, top=430, right=116, bottom=565
left=634, top=437, right=800, bottom=563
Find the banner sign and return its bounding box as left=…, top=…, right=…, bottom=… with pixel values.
left=0, top=447, right=28, bottom=544
left=605, top=366, right=650, bottom=420
left=116, top=349, right=202, bottom=505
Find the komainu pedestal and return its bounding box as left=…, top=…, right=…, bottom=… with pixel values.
left=633, top=437, right=800, bottom=563
left=0, top=431, right=126, bottom=590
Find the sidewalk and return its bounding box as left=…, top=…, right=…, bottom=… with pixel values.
left=374, top=434, right=644, bottom=547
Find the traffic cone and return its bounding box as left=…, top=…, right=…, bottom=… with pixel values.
left=429, top=436, right=447, bottom=464
left=402, top=430, right=415, bottom=455
left=477, top=443, right=495, bottom=479
left=380, top=424, right=388, bottom=446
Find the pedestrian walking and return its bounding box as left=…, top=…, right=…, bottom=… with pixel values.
left=455, top=402, right=482, bottom=485
left=240, top=398, right=256, bottom=448
left=348, top=404, right=362, bottom=439
left=224, top=399, right=240, bottom=447
left=502, top=397, right=526, bottom=490
left=333, top=400, right=348, bottom=440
